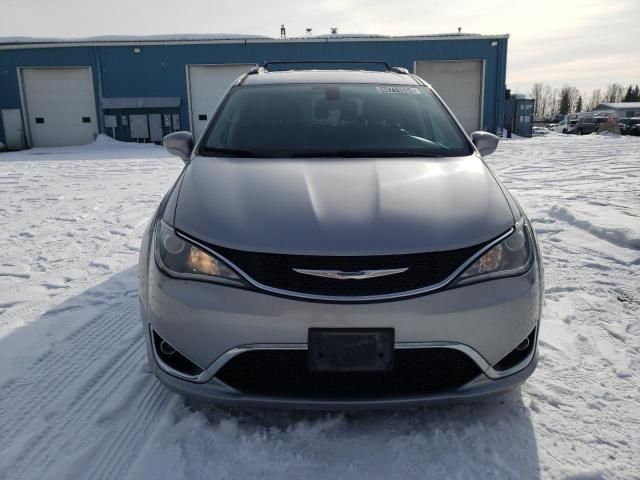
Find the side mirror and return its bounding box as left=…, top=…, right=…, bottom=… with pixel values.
left=163, top=131, right=193, bottom=163
left=471, top=131, right=499, bottom=157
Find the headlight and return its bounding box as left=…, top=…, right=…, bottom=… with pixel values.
left=155, top=220, right=244, bottom=284
left=456, top=221, right=532, bottom=285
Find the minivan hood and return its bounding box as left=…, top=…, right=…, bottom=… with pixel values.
left=174, top=155, right=514, bottom=255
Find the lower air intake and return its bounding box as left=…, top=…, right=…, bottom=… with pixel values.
left=215, top=348, right=482, bottom=397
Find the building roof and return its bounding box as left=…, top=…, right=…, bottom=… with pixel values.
left=510, top=93, right=533, bottom=100
left=242, top=69, right=420, bottom=86
left=0, top=32, right=509, bottom=50
left=593, top=102, right=640, bottom=110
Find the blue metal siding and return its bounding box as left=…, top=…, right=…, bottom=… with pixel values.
left=0, top=38, right=508, bottom=145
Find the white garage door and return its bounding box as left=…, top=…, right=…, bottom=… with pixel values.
left=188, top=64, right=256, bottom=140
left=21, top=67, right=98, bottom=147
left=414, top=60, right=483, bottom=133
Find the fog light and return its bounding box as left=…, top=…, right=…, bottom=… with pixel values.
left=160, top=341, right=176, bottom=356
left=493, top=328, right=536, bottom=372
left=152, top=330, right=203, bottom=378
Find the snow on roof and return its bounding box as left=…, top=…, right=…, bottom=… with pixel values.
left=511, top=93, right=533, bottom=100
left=306, top=33, right=389, bottom=39
left=594, top=102, right=640, bottom=109
left=0, top=33, right=270, bottom=45
left=0, top=32, right=509, bottom=47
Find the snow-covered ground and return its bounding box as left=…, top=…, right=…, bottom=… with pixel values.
left=0, top=134, right=638, bottom=479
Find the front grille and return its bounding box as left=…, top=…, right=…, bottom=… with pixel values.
left=206, top=241, right=488, bottom=297
left=215, top=348, right=482, bottom=397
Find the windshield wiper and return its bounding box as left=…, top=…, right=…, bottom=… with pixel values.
left=200, top=147, right=274, bottom=158
left=290, top=151, right=443, bottom=158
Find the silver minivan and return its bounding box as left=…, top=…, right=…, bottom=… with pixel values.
left=139, top=65, right=543, bottom=409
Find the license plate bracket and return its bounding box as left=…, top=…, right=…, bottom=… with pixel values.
left=308, top=328, right=394, bottom=372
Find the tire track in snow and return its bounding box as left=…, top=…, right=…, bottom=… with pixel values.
left=87, top=381, right=171, bottom=480
left=0, top=276, right=96, bottom=326
left=0, top=294, right=172, bottom=480
left=7, top=337, right=145, bottom=480
left=0, top=298, right=140, bottom=446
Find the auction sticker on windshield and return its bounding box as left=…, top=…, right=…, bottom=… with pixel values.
left=376, top=86, right=421, bottom=94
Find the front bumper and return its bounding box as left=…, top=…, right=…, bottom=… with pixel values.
left=140, top=246, right=542, bottom=408
left=151, top=348, right=538, bottom=410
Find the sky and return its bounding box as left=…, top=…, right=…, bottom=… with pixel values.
left=1, top=0, right=638, bottom=95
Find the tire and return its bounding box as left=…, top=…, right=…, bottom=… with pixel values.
left=562, top=129, right=567, bottom=134
left=577, top=129, right=583, bottom=135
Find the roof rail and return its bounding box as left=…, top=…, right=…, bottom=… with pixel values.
left=246, top=66, right=266, bottom=75
left=259, top=60, right=409, bottom=73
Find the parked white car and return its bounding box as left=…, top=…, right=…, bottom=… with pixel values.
left=551, top=119, right=577, bottom=134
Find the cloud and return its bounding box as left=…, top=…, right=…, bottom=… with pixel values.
left=1, top=0, right=638, bottom=93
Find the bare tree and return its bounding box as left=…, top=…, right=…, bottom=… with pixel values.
left=551, top=88, right=560, bottom=117
left=604, top=83, right=625, bottom=103
left=586, top=89, right=602, bottom=111
left=541, top=84, right=554, bottom=118
left=530, top=83, right=544, bottom=117
left=521, top=82, right=636, bottom=117
left=568, top=86, right=581, bottom=112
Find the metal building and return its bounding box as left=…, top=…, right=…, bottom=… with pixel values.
left=0, top=33, right=509, bottom=149
left=592, top=102, right=640, bottom=118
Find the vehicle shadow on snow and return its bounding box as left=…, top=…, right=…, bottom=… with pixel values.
left=0, top=266, right=540, bottom=478
left=0, top=267, right=158, bottom=478
left=185, top=388, right=541, bottom=478
left=0, top=267, right=142, bottom=389
left=0, top=268, right=541, bottom=478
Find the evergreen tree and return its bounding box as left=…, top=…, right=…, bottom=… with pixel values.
left=623, top=85, right=634, bottom=102
left=576, top=96, right=583, bottom=112
left=633, top=85, right=640, bottom=102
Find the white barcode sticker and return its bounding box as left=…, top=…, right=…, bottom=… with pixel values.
left=376, top=86, right=421, bottom=94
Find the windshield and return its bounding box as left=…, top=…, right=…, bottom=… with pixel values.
left=199, top=84, right=472, bottom=158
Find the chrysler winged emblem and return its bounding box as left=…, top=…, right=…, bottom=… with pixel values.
left=293, top=268, right=408, bottom=280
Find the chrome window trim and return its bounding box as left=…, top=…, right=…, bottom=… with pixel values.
left=174, top=226, right=515, bottom=302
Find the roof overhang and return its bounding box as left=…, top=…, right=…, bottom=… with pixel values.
left=101, top=97, right=181, bottom=109
left=0, top=33, right=510, bottom=51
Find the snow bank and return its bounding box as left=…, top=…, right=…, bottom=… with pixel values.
left=0, top=133, right=171, bottom=161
